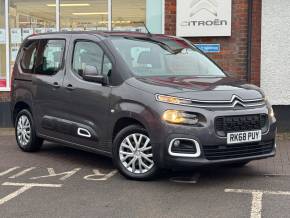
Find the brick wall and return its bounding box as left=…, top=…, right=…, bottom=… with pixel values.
left=250, top=0, right=262, bottom=86
left=165, top=0, right=262, bottom=86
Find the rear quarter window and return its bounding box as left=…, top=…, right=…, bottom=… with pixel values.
left=20, top=40, right=39, bottom=74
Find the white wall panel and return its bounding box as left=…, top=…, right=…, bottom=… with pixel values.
left=261, top=0, right=290, bottom=105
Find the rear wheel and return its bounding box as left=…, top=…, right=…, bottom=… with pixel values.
left=113, top=125, right=158, bottom=180
left=15, top=109, right=43, bottom=152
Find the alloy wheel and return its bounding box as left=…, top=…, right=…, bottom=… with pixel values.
left=119, top=133, right=154, bottom=174
left=17, top=115, right=31, bottom=147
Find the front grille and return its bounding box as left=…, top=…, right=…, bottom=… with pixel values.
left=203, top=140, right=274, bottom=160
left=215, top=114, right=268, bottom=136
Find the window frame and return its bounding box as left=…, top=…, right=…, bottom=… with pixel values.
left=34, top=38, right=66, bottom=76
left=19, top=39, right=39, bottom=74
left=71, top=39, right=112, bottom=80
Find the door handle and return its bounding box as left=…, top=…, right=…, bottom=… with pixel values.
left=52, top=82, right=60, bottom=88
left=66, top=84, right=74, bottom=90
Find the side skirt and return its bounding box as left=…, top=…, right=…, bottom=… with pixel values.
left=38, top=133, right=112, bottom=158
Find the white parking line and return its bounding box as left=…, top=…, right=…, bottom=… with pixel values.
left=9, top=167, right=36, bottom=179
left=1, top=166, right=118, bottom=182
left=0, top=167, right=20, bottom=177
left=0, top=182, right=62, bottom=206
left=251, top=191, right=263, bottom=218
left=225, top=188, right=290, bottom=218
left=83, top=170, right=117, bottom=181
left=30, top=168, right=81, bottom=181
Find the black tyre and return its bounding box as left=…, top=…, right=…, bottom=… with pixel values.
left=15, top=109, right=43, bottom=152
left=112, top=125, right=159, bottom=180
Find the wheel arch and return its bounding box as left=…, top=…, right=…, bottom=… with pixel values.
left=112, top=117, right=146, bottom=141
left=110, top=99, right=159, bottom=138
left=13, top=101, right=32, bottom=126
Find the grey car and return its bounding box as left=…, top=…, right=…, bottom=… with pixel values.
left=10, top=31, right=277, bottom=180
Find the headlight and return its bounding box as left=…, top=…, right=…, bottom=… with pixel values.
left=156, top=94, right=192, bottom=105
left=269, top=106, right=275, bottom=118
left=264, top=96, right=274, bottom=118
left=162, top=110, right=199, bottom=125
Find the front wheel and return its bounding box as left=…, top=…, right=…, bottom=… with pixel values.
left=113, top=125, right=159, bottom=180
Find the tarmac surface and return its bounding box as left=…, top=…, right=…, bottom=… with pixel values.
left=0, top=132, right=290, bottom=218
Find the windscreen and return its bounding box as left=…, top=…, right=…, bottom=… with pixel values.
left=110, top=36, right=226, bottom=78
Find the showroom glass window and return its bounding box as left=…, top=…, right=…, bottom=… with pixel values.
left=112, top=0, right=163, bottom=33
left=60, top=0, right=108, bottom=31
left=0, top=0, right=164, bottom=91
left=9, top=0, right=56, bottom=78
left=0, top=0, right=6, bottom=88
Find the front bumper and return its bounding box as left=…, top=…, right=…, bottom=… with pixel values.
left=149, top=106, right=277, bottom=169
left=164, top=148, right=276, bottom=168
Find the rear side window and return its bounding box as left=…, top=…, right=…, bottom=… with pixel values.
left=35, top=39, right=65, bottom=75
left=21, top=40, right=38, bottom=74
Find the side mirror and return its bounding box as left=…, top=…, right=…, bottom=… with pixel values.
left=82, top=65, right=106, bottom=84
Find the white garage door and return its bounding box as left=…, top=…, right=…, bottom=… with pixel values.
left=261, top=0, right=290, bottom=105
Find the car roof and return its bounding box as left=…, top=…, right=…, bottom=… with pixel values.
left=27, top=31, right=176, bottom=40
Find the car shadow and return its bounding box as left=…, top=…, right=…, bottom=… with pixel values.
left=36, top=141, right=271, bottom=184
left=38, top=141, right=114, bottom=170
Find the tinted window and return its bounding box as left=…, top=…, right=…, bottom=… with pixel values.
left=21, top=40, right=38, bottom=74
left=73, top=41, right=112, bottom=77
left=35, top=39, right=65, bottom=75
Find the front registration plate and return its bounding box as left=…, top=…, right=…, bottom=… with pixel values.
left=227, top=130, right=262, bottom=144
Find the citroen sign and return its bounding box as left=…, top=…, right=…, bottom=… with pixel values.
left=189, top=0, right=218, bottom=17
left=176, top=0, right=232, bottom=37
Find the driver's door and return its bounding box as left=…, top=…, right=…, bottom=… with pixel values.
left=62, top=36, right=113, bottom=151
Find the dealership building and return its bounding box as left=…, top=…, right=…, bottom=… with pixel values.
left=0, top=0, right=289, bottom=127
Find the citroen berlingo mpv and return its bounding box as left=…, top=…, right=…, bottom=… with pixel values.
left=10, top=31, right=277, bottom=180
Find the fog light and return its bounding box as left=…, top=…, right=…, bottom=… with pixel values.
left=173, top=140, right=180, bottom=147
left=168, top=138, right=201, bottom=158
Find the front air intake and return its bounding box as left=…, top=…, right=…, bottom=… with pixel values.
left=168, top=138, right=201, bottom=158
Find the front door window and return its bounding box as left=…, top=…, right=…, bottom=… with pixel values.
left=72, top=41, right=112, bottom=79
